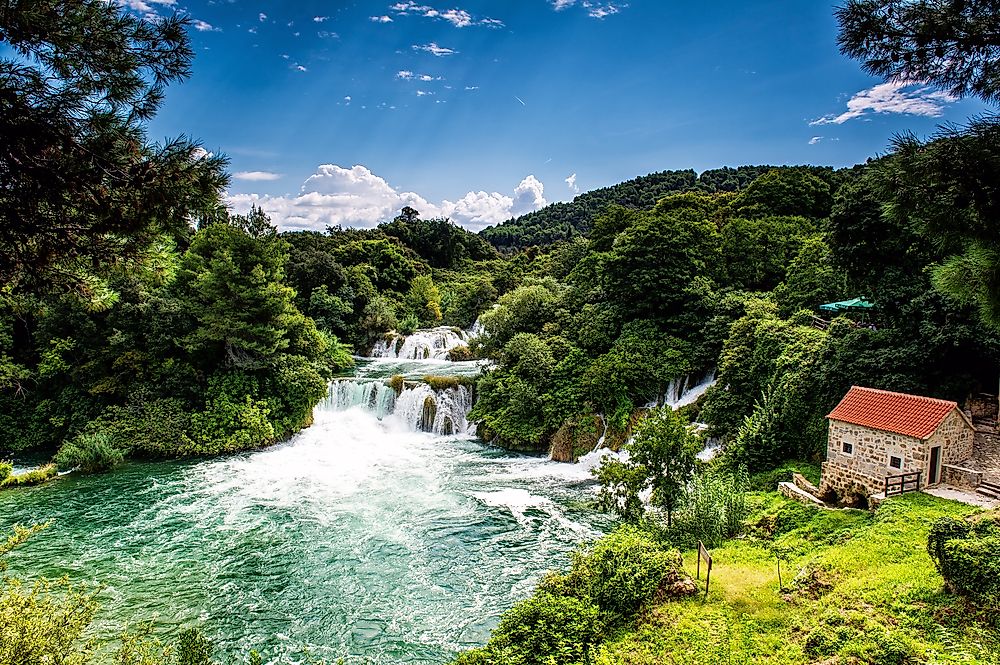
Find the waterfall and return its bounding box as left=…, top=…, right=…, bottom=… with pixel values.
left=592, top=414, right=609, bottom=453
left=320, top=379, right=398, bottom=419
left=654, top=369, right=717, bottom=409
left=370, top=327, right=469, bottom=360
left=393, top=383, right=475, bottom=436
left=319, top=378, right=475, bottom=436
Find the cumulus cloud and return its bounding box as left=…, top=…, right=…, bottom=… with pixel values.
left=810, top=81, right=956, bottom=125
left=808, top=136, right=823, bottom=145
left=234, top=171, right=282, bottom=181
left=565, top=173, right=579, bottom=192
left=314, top=16, right=329, bottom=22
left=370, top=15, right=393, bottom=22
left=227, top=165, right=547, bottom=231
left=413, top=42, right=458, bottom=56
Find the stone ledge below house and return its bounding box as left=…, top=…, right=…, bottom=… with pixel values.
left=778, top=481, right=826, bottom=507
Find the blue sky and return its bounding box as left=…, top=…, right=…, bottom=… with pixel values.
left=128, top=0, right=989, bottom=230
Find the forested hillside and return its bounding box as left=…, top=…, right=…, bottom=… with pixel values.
left=479, top=165, right=842, bottom=250
left=3, top=0, right=1000, bottom=663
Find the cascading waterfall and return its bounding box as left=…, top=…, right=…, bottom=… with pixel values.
left=320, top=377, right=475, bottom=436
left=320, top=379, right=398, bottom=418
left=393, top=383, right=475, bottom=436
left=369, top=326, right=469, bottom=360
left=657, top=369, right=718, bottom=409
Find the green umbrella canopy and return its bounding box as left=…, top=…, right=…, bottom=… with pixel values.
left=819, top=297, right=876, bottom=312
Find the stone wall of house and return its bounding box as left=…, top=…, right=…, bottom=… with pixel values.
left=932, top=409, right=975, bottom=465
left=820, top=420, right=926, bottom=497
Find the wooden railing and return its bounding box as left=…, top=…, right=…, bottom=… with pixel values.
left=884, top=471, right=921, bottom=497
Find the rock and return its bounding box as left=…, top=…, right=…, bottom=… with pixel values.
left=549, top=415, right=601, bottom=463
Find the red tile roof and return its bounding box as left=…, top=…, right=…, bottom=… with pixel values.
left=827, top=386, right=960, bottom=439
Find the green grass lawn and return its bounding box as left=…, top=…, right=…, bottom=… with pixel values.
left=593, top=493, right=999, bottom=665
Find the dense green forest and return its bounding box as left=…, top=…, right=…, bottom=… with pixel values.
left=3, top=0, right=1000, bottom=663
left=479, top=165, right=842, bottom=250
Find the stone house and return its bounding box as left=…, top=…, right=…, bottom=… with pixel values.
left=820, top=386, right=976, bottom=499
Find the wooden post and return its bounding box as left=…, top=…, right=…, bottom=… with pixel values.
left=697, top=541, right=712, bottom=599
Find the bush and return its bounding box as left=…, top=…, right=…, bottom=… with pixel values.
left=565, top=526, right=695, bottom=616
left=927, top=515, right=1000, bottom=608
left=54, top=432, right=125, bottom=474
left=486, top=593, right=603, bottom=665
left=0, top=461, right=11, bottom=483
left=0, top=464, right=57, bottom=489
left=658, top=470, right=751, bottom=549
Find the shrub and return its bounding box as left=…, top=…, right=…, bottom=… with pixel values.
left=446, top=345, right=475, bottom=362
left=0, top=461, right=11, bottom=483
left=659, top=470, right=751, bottom=549
left=423, top=375, right=475, bottom=391
left=486, top=593, right=603, bottom=665
left=1, top=464, right=57, bottom=489
left=927, top=515, right=1000, bottom=608
left=54, top=432, right=125, bottom=474
left=567, top=525, right=695, bottom=616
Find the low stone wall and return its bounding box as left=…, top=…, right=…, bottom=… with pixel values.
left=943, top=464, right=982, bottom=490
left=779, top=481, right=826, bottom=507
left=967, top=393, right=998, bottom=424
left=792, top=472, right=821, bottom=496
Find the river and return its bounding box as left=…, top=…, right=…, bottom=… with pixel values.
left=0, top=353, right=613, bottom=664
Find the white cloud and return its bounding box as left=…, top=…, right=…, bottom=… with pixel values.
left=808, top=136, right=823, bottom=145
left=191, top=19, right=218, bottom=32
left=565, top=173, right=579, bottom=192
left=227, top=165, right=547, bottom=231
left=390, top=2, right=502, bottom=27
left=587, top=3, right=624, bottom=18
left=551, top=0, right=626, bottom=17
left=344, top=96, right=352, bottom=104
left=416, top=90, right=434, bottom=96
left=314, top=16, right=329, bottom=22
left=465, top=85, right=479, bottom=91
left=258, top=12, right=267, bottom=21
left=234, top=171, right=282, bottom=181
left=419, top=74, right=442, bottom=81
left=370, top=15, right=393, bottom=22
left=810, top=81, right=956, bottom=125
left=511, top=175, right=547, bottom=215
left=396, top=70, right=414, bottom=79
left=440, top=9, right=472, bottom=27
left=295, top=65, right=307, bottom=72
left=413, top=42, right=458, bottom=56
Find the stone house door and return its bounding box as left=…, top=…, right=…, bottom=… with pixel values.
left=929, top=445, right=941, bottom=485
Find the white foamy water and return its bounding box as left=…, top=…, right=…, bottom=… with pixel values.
left=0, top=357, right=613, bottom=665
left=370, top=327, right=471, bottom=361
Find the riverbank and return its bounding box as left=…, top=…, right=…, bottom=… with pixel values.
left=455, top=491, right=999, bottom=664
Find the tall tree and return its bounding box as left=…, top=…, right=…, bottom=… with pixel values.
left=837, top=0, right=1000, bottom=103
left=0, top=0, right=228, bottom=298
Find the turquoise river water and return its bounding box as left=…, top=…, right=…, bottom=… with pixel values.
left=0, top=357, right=612, bottom=664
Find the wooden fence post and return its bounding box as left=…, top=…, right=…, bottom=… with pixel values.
left=697, top=540, right=712, bottom=600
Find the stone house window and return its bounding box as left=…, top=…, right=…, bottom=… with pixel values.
left=888, top=455, right=902, bottom=470
left=841, top=440, right=854, bottom=455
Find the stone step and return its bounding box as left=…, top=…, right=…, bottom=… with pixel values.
left=979, top=480, right=1000, bottom=493
left=976, top=482, right=1000, bottom=500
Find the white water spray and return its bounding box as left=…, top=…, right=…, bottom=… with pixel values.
left=370, top=327, right=470, bottom=360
